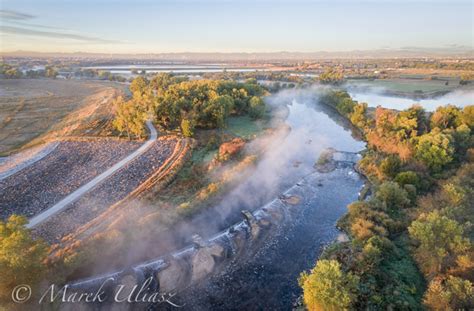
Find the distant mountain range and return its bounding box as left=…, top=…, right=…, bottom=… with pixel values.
left=1, top=46, right=473, bottom=61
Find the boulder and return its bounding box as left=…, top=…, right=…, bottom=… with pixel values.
left=241, top=210, right=260, bottom=239
left=156, top=257, right=190, bottom=293
left=228, top=225, right=248, bottom=256
left=190, top=247, right=216, bottom=282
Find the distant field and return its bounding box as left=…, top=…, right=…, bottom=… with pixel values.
left=347, top=78, right=459, bottom=95
left=0, top=79, right=125, bottom=155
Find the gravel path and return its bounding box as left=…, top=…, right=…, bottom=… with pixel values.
left=0, top=140, right=141, bottom=220
left=0, top=142, right=60, bottom=181
left=27, top=121, right=157, bottom=228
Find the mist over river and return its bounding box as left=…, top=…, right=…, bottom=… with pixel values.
left=147, top=88, right=366, bottom=310
left=347, top=86, right=474, bottom=111
left=162, top=88, right=366, bottom=248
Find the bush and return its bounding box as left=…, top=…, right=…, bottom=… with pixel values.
left=351, top=218, right=387, bottom=241
left=379, top=155, right=401, bottom=179
left=394, top=171, right=421, bottom=189
left=375, top=181, right=410, bottom=212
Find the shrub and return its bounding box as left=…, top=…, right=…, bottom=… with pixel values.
left=375, top=181, right=410, bottom=212
left=351, top=218, right=387, bottom=241
left=394, top=171, right=421, bottom=189
left=379, top=155, right=401, bottom=179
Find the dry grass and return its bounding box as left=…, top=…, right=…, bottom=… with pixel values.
left=0, top=79, right=126, bottom=155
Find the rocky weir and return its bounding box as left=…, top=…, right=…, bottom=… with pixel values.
left=59, top=151, right=363, bottom=311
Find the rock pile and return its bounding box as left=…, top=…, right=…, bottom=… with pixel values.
left=34, top=139, right=177, bottom=242
left=0, top=140, right=141, bottom=220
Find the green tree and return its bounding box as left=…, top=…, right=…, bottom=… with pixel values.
left=0, top=215, right=49, bottom=303
left=319, top=69, right=345, bottom=85
left=248, top=96, right=265, bottom=119
left=394, top=171, right=421, bottom=189
left=350, top=102, right=368, bottom=129
left=150, top=73, right=176, bottom=92
left=4, top=67, right=23, bottom=79
left=320, top=90, right=355, bottom=117
left=199, top=95, right=234, bottom=128
left=375, top=181, right=410, bottom=212
left=299, top=259, right=359, bottom=311
left=409, top=211, right=471, bottom=276
left=45, top=66, right=58, bottom=78
left=415, top=130, right=454, bottom=173
left=98, top=70, right=112, bottom=80
left=461, top=105, right=474, bottom=129
left=396, top=105, right=427, bottom=139
left=378, top=155, right=401, bottom=179
left=431, top=105, right=462, bottom=130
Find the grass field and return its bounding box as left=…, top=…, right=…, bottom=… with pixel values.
left=347, top=78, right=459, bottom=95
left=226, top=115, right=268, bottom=139
left=0, top=79, right=125, bottom=155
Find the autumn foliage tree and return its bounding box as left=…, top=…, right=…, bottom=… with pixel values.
left=319, top=69, right=345, bottom=85
left=299, top=260, right=359, bottom=311
left=409, top=211, right=471, bottom=277
left=0, top=215, right=49, bottom=304
left=112, top=96, right=147, bottom=139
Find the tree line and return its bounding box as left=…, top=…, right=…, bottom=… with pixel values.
left=1, top=63, right=58, bottom=79
left=113, top=73, right=267, bottom=138
left=300, top=90, right=473, bottom=310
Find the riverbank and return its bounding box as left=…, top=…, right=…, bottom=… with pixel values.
left=298, top=86, right=473, bottom=310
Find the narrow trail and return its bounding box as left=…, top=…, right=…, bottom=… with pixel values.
left=0, top=142, right=60, bottom=181
left=27, top=121, right=157, bottom=228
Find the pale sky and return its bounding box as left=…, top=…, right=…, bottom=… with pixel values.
left=1, top=0, right=473, bottom=53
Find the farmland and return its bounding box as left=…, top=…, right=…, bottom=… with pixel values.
left=0, top=79, right=126, bottom=155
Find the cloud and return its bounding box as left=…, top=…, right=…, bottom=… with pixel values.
left=0, top=10, right=35, bottom=21
left=9, top=20, right=69, bottom=31
left=1, top=25, right=122, bottom=44
left=0, top=10, right=122, bottom=44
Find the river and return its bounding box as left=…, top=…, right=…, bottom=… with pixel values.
left=151, top=88, right=365, bottom=310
